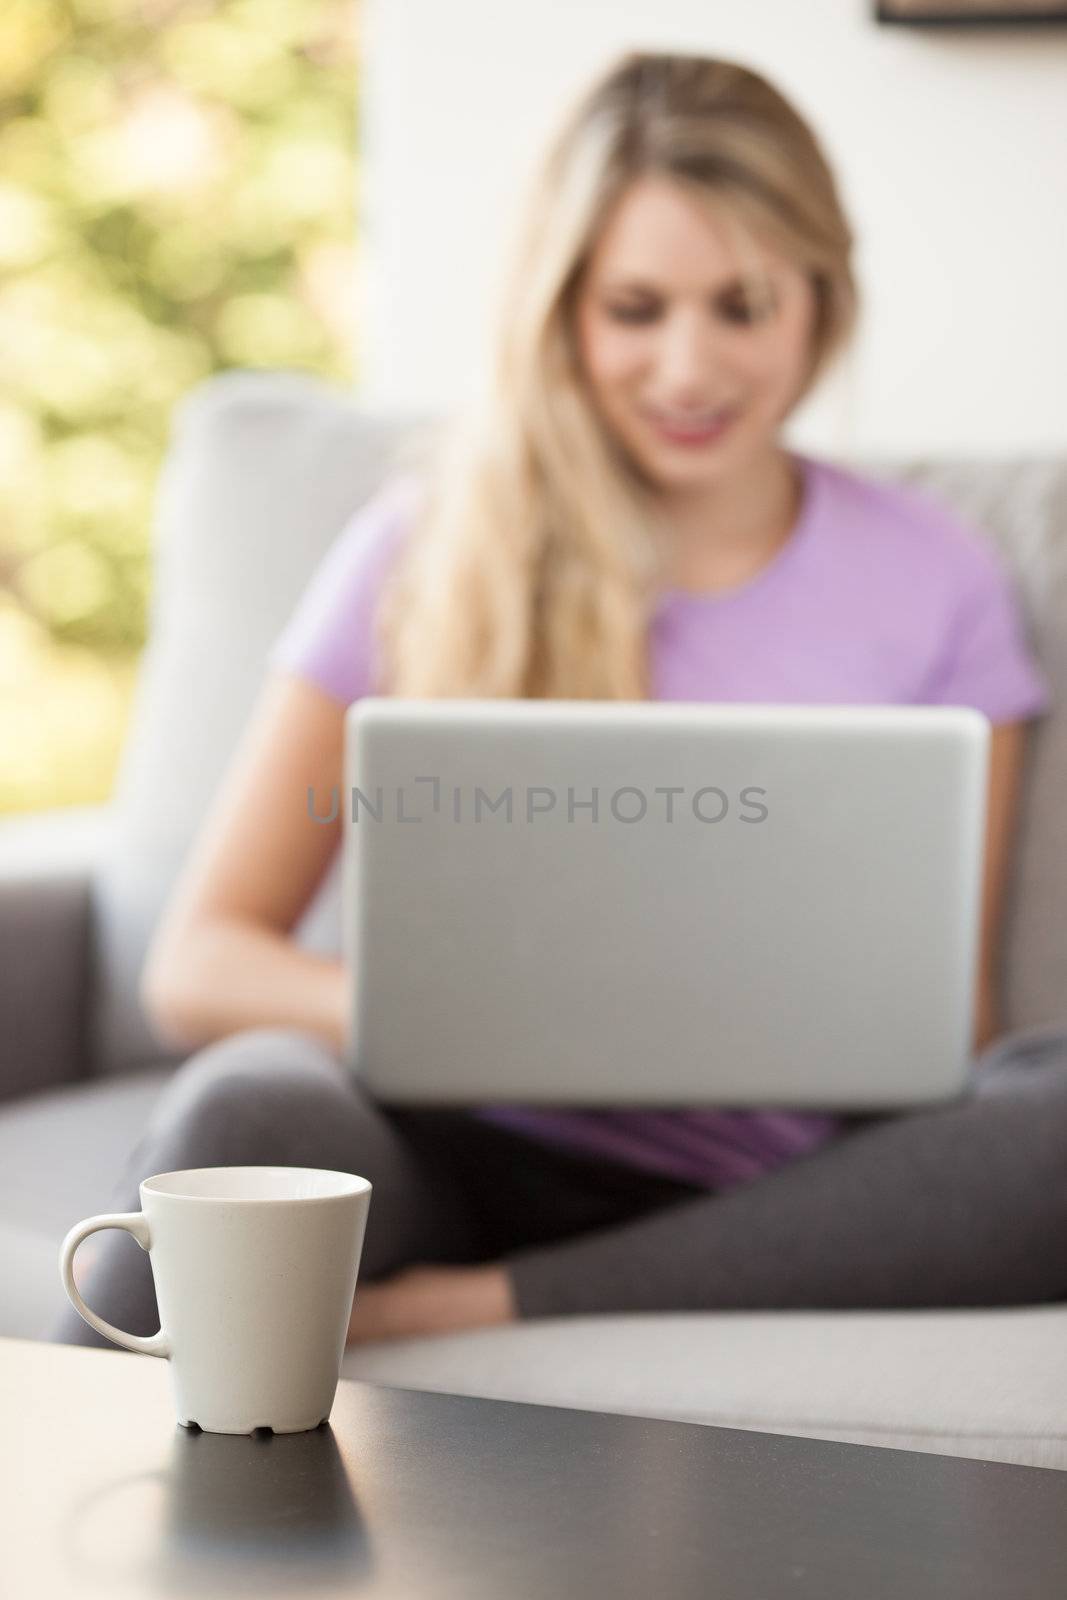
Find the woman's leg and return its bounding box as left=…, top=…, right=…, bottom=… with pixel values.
left=502, top=1029, right=1067, bottom=1318
left=46, top=1026, right=484, bottom=1349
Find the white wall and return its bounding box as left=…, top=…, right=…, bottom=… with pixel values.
left=359, top=0, right=1067, bottom=456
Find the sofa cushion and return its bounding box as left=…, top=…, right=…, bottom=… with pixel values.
left=0, top=1064, right=173, bottom=1238
left=0, top=1064, right=174, bottom=1336
left=341, top=1305, right=1067, bottom=1472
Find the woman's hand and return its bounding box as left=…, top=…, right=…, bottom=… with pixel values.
left=346, top=1263, right=518, bottom=1345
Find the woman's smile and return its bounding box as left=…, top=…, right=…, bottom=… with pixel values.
left=639, top=402, right=741, bottom=449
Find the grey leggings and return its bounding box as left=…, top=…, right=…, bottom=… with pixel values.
left=48, top=1022, right=1067, bottom=1348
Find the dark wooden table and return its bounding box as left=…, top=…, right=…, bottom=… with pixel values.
left=5, top=1335, right=1067, bottom=1599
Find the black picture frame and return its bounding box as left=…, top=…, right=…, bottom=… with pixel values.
left=877, top=1, right=1067, bottom=22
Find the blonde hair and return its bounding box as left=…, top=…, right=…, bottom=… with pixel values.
left=377, top=51, right=858, bottom=700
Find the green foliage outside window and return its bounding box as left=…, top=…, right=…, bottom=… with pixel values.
left=0, top=0, right=357, bottom=812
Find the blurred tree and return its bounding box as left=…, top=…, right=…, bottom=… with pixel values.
left=1, top=0, right=357, bottom=810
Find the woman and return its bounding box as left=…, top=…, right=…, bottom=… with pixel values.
left=52, top=51, right=1066, bottom=1351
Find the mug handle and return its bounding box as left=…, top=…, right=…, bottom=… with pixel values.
left=59, top=1213, right=171, bottom=1358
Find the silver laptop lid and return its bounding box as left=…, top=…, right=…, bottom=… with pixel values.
left=343, top=700, right=988, bottom=1109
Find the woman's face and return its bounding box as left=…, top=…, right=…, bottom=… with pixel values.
left=573, top=175, right=817, bottom=496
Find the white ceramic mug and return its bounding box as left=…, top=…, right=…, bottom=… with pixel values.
left=59, top=1166, right=372, bottom=1435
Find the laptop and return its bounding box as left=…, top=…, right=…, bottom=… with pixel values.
left=342, top=699, right=989, bottom=1110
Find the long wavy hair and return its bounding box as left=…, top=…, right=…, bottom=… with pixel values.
left=376, top=51, right=859, bottom=700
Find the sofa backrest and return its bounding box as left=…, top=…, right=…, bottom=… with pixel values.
left=89, top=371, right=1067, bottom=1076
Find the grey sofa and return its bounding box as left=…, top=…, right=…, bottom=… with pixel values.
left=4, top=370, right=1067, bottom=1470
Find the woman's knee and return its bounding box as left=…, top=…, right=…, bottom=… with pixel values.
left=140, top=1026, right=349, bottom=1166
left=975, top=1030, right=1067, bottom=1108
left=972, top=1046, right=1067, bottom=1201
left=975, top=1025, right=1067, bottom=1085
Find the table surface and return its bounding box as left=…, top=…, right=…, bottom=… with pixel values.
left=5, top=1336, right=1067, bottom=1600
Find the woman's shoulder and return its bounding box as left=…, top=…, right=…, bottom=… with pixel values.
left=309, top=470, right=428, bottom=604
left=803, top=452, right=1011, bottom=594
left=335, top=470, right=426, bottom=556
left=802, top=453, right=1050, bottom=721
left=268, top=471, right=426, bottom=705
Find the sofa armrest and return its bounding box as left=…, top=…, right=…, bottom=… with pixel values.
left=0, top=807, right=109, bottom=1104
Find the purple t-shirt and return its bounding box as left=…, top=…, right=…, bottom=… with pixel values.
left=270, top=453, right=1051, bottom=1193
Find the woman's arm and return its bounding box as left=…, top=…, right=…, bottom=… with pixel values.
left=972, top=720, right=1030, bottom=1053
left=140, top=672, right=349, bottom=1054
